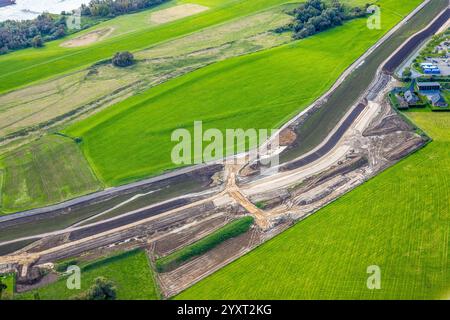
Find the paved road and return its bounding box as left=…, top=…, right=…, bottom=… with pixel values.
left=384, top=7, right=450, bottom=74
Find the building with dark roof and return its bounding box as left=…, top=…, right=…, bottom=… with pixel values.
left=404, top=90, right=419, bottom=105
left=417, top=82, right=441, bottom=91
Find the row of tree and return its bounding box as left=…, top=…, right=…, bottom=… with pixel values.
left=276, top=0, right=371, bottom=40
left=79, top=0, right=166, bottom=18
left=0, top=13, right=66, bottom=54
left=73, top=277, right=117, bottom=300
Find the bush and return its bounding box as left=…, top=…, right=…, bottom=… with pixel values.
left=280, top=0, right=368, bottom=40
left=402, top=67, right=412, bottom=81
left=156, top=216, right=254, bottom=272
left=55, top=259, right=78, bottom=272
left=80, top=0, right=167, bottom=18
left=112, top=51, right=134, bottom=67
left=31, top=35, right=44, bottom=48
left=0, top=13, right=66, bottom=52
left=73, top=277, right=116, bottom=300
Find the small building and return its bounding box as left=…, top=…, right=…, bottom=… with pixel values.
left=420, top=63, right=440, bottom=75
left=417, top=82, right=441, bottom=91
left=423, top=67, right=441, bottom=75
left=429, top=93, right=448, bottom=108
left=404, top=90, right=419, bottom=105
left=396, top=94, right=409, bottom=109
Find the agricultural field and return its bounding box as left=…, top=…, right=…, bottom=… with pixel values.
left=0, top=135, right=101, bottom=214
left=1, top=0, right=448, bottom=304
left=0, top=273, right=15, bottom=300
left=63, top=0, right=422, bottom=186
left=16, top=249, right=159, bottom=300
left=176, top=112, right=450, bottom=300
left=0, top=4, right=293, bottom=139
left=0, top=0, right=293, bottom=94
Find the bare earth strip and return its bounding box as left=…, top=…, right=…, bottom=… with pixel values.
left=149, top=3, right=209, bottom=25
left=60, top=27, right=115, bottom=48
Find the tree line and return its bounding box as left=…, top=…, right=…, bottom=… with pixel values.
left=80, top=0, right=166, bottom=18
left=0, top=13, right=66, bottom=54
left=275, top=0, right=371, bottom=39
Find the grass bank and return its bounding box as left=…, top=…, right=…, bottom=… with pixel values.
left=16, top=249, right=158, bottom=300
left=0, top=135, right=101, bottom=214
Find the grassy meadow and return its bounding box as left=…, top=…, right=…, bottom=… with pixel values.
left=0, top=0, right=293, bottom=94
left=0, top=5, right=292, bottom=139
left=0, top=135, right=101, bottom=214
left=16, top=249, right=159, bottom=300
left=0, top=273, right=15, bottom=300
left=176, top=112, right=450, bottom=300
left=64, top=0, right=422, bottom=186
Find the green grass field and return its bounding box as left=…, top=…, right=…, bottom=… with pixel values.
left=0, top=273, right=15, bottom=300
left=17, top=249, right=159, bottom=300
left=176, top=112, right=450, bottom=300
left=0, top=135, right=101, bottom=214
left=0, top=0, right=293, bottom=94
left=64, top=0, right=422, bottom=186
left=0, top=5, right=292, bottom=139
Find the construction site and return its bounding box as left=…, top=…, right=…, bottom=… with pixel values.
left=0, top=2, right=448, bottom=300
left=0, top=71, right=428, bottom=298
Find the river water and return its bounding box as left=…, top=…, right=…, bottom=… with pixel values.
left=0, top=0, right=90, bottom=21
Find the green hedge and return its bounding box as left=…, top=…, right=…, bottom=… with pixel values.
left=0, top=273, right=16, bottom=300
left=388, top=92, right=401, bottom=109
left=156, top=216, right=254, bottom=273
left=55, top=259, right=79, bottom=273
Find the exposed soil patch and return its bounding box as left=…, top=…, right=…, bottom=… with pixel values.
left=363, top=114, right=412, bottom=136
left=61, top=27, right=115, bottom=48
left=279, top=128, right=297, bottom=146
left=149, top=4, right=208, bottom=25
left=382, top=132, right=425, bottom=161
left=16, top=272, right=59, bottom=293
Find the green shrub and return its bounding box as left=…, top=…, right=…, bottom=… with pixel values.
left=112, top=51, right=134, bottom=68
left=55, top=259, right=78, bottom=273
left=73, top=277, right=116, bottom=300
